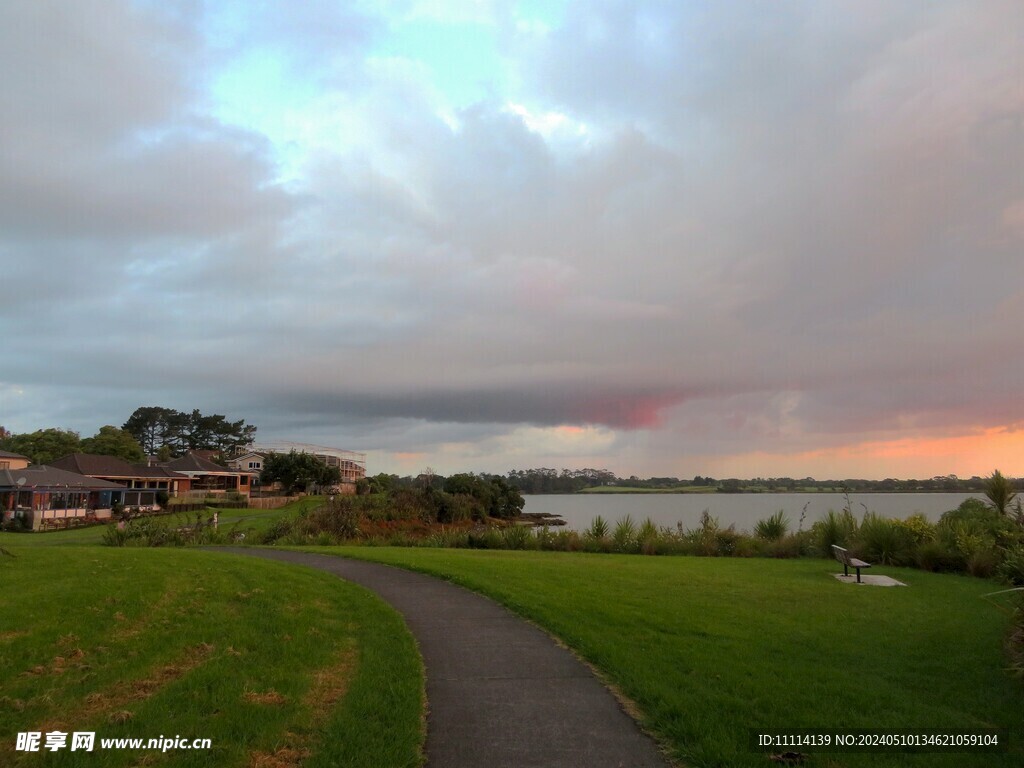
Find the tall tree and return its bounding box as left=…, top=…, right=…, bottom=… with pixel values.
left=123, top=407, right=256, bottom=456
left=0, top=428, right=81, bottom=465
left=80, top=426, right=146, bottom=463
left=122, top=407, right=180, bottom=455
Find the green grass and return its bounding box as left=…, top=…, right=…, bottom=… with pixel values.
left=307, top=547, right=1023, bottom=768
left=0, top=547, right=423, bottom=767
left=0, top=497, right=319, bottom=548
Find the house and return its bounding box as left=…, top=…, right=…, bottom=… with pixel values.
left=165, top=451, right=255, bottom=498
left=228, top=451, right=265, bottom=474
left=0, top=465, right=126, bottom=530
left=0, top=450, right=30, bottom=471
left=245, top=443, right=367, bottom=485
left=51, top=453, right=191, bottom=498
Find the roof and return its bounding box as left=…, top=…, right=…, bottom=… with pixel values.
left=50, top=453, right=187, bottom=480
left=166, top=451, right=240, bottom=475
left=0, top=449, right=29, bottom=460
left=231, top=451, right=265, bottom=461
left=0, top=465, right=124, bottom=490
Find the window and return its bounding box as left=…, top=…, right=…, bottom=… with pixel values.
left=248, top=461, right=261, bottom=470
left=0, top=461, right=9, bottom=469
left=240, top=476, right=249, bottom=486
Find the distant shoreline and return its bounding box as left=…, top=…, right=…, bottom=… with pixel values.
left=530, top=486, right=986, bottom=495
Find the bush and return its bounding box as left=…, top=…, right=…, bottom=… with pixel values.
left=612, top=515, right=638, bottom=553
left=997, top=547, right=1024, bottom=586
left=967, top=549, right=999, bottom=579
left=501, top=524, right=533, bottom=550
left=895, top=513, right=936, bottom=544
left=940, top=499, right=1020, bottom=549
left=293, top=497, right=361, bottom=540
left=754, top=510, right=790, bottom=541
left=811, top=510, right=857, bottom=557
left=586, top=515, right=610, bottom=541
left=855, top=513, right=915, bottom=566
left=102, top=525, right=130, bottom=547
left=915, top=540, right=965, bottom=573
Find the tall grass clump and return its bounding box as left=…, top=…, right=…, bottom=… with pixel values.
left=754, top=510, right=790, bottom=541
left=855, top=512, right=915, bottom=566
left=586, top=515, right=610, bottom=541
left=811, top=509, right=857, bottom=556
left=637, top=517, right=659, bottom=554
left=501, top=523, right=534, bottom=550
left=612, top=515, right=638, bottom=553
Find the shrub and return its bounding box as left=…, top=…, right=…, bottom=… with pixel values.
left=586, top=515, right=610, bottom=541
left=102, top=525, right=130, bottom=547
left=754, top=510, right=790, bottom=541
left=765, top=535, right=803, bottom=559
left=967, top=549, right=999, bottom=579
left=895, top=513, right=936, bottom=544
left=634, top=518, right=659, bottom=552
left=811, top=510, right=857, bottom=557
left=855, top=513, right=915, bottom=566
left=1008, top=595, right=1024, bottom=681
left=612, top=516, right=638, bottom=553
left=940, top=498, right=1021, bottom=551
left=997, top=547, right=1024, bottom=586
left=501, top=524, right=533, bottom=550
left=294, top=497, right=361, bottom=540
left=915, top=540, right=964, bottom=572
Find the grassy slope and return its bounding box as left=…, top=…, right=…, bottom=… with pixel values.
left=317, top=547, right=1023, bottom=768
left=0, top=547, right=423, bottom=768
left=0, top=497, right=318, bottom=548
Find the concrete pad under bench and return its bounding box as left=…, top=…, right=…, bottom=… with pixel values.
left=833, top=573, right=907, bottom=587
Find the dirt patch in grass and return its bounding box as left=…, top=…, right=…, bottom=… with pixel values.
left=304, top=646, right=357, bottom=726
left=248, top=744, right=310, bottom=768
left=37, top=642, right=215, bottom=732
left=245, top=646, right=357, bottom=767
left=243, top=688, right=288, bottom=705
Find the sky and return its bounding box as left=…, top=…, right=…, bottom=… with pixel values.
left=1, top=0, right=1022, bottom=480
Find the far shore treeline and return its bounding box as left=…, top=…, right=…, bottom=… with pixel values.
left=373, top=468, right=1019, bottom=495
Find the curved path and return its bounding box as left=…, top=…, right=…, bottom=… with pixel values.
left=211, top=548, right=671, bottom=768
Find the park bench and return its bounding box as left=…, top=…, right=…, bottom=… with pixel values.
left=831, top=545, right=871, bottom=583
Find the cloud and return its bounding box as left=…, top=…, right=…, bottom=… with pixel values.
left=1, top=0, right=1021, bottom=478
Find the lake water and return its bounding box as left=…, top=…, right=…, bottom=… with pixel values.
left=522, top=492, right=984, bottom=533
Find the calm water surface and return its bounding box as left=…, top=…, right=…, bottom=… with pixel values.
left=523, top=492, right=984, bottom=532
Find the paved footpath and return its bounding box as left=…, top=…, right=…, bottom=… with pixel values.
left=211, top=548, right=672, bottom=768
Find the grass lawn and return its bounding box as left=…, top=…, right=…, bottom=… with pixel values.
left=310, top=547, right=1023, bottom=768
left=0, top=546, right=423, bottom=767
left=0, top=497, right=319, bottom=548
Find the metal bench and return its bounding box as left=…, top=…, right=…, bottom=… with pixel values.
left=831, top=544, right=871, bottom=583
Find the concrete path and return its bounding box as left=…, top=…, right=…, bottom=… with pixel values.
left=211, top=548, right=671, bottom=768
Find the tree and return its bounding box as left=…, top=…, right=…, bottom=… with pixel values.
left=123, top=406, right=256, bottom=456
left=80, top=426, right=146, bottom=463
left=261, top=451, right=341, bottom=494
left=122, top=407, right=180, bottom=455
left=984, top=469, right=1017, bottom=517
left=0, top=428, right=81, bottom=465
